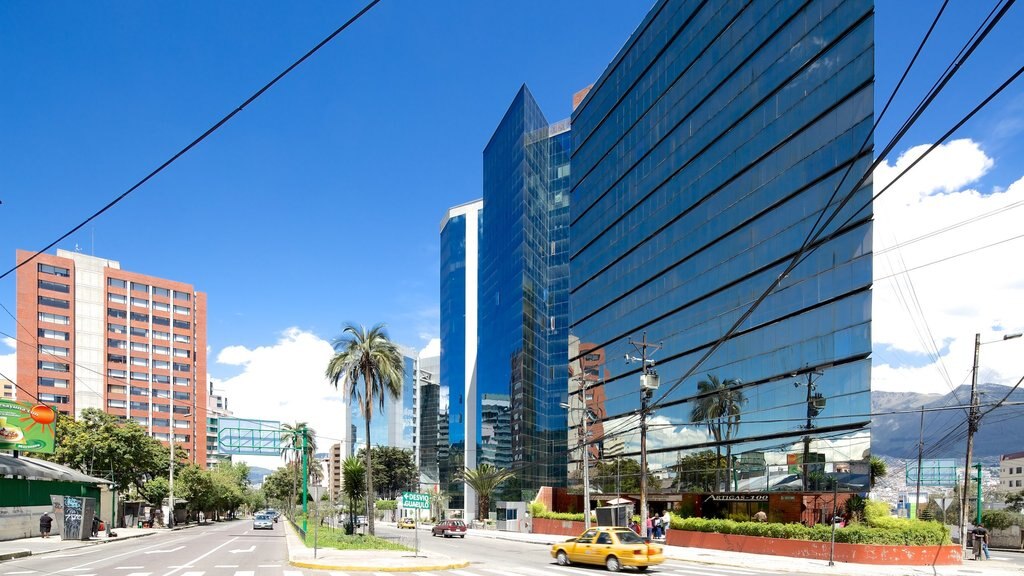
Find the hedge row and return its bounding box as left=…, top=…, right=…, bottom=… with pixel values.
left=669, top=517, right=950, bottom=546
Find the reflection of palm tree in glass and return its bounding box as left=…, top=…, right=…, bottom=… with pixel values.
left=690, top=375, right=746, bottom=491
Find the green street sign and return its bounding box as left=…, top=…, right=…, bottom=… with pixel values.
left=0, top=399, right=57, bottom=454
left=402, top=491, right=430, bottom=510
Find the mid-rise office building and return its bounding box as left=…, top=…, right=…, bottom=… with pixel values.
left=327, top=442, right=344, bottom=502
left=439, top=199, right=482, bottom=514
left=1, top=376, right=15, bottom=400
left=413, top=339, right=441, bottom=485
left=206, top=384, right=232, bottom=467
left=16, top=249, right=208, bottom=466
left=1001, top=452, right=1024, bottom=491
left=569, top=0, right=874, bottom=507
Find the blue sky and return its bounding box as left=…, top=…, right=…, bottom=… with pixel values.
left=2, top=1, right=1023, bottom=453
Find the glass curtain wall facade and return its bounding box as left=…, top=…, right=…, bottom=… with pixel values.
left=569, top=0, right=874, bottom=498
left=478, top=86, right=570, bottom=502
left=439, top=200, right=482, bottom=514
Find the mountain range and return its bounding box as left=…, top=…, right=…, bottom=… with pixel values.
left=871, top=383, right=1024, bottom=463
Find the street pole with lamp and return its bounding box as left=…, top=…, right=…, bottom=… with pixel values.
left=960, top=332, right=1021, bottom=553
left=560, top=376, right=593, bottom=529
left=627, top=332, right=661, bottom=540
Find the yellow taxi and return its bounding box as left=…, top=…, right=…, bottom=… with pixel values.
left=550, top=526, right=664, bottom=572
left=397, top=517, right=416, bottom=529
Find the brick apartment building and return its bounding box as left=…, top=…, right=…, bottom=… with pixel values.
left=16, top=249, right=208, bottom=466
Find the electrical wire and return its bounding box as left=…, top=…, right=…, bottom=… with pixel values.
left=0, top=0, right=382, bottom=283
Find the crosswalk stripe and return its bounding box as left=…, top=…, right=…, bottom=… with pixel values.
left=122, top=573, right=151, bottom=576
left=282, top=572, right=305, bottom=576
left=178, top=573, right=204, bottom=576
left=233, top=572, right=254, bottom=576
left=449, top=571, right=480, bottom=576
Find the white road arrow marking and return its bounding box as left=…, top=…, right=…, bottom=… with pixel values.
left=229, top=545, right=255, bottom=554
left=143, top=546, right=184, bottom=555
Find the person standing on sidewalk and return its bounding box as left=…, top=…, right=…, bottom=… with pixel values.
left=661, top=509, right=671, bottom=539
left=39, top=512, right=53, bottom=538
left=645, top=514, right=653, bottom=539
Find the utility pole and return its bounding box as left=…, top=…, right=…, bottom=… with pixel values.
left=799, top=371, right=823, bottom=492
left=169, top=387, right=175, bottom=529
left=581, top=377, right=592, bottom=530
left=960, top=333, right=981, bottom=554
left=628, top=332, right=661, bottom=540
left=915, top=407, right=925, bottom=519
left=302, top=425, right=309, bottom=533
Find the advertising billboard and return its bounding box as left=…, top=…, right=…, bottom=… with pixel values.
left=0, top=399, right=58, bottom=454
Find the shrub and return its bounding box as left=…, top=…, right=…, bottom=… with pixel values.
left=528, top=501, right=547, bottom=518
left=667, top=513, right=949, bottom=546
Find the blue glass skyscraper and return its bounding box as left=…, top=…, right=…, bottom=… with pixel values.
left=477, top=86, right=572, bottom=503
left=440, top=199, right=482, bottom=514
left=569, top=0, right=874, bottom=506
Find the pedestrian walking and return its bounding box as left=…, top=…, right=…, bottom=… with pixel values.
left=39, top=512, right=53, bottom=538
left=662, top=509, right=671, bottom=538
left=645, top=515, right=653, bottom=539
left=972, top=526, right=991, bottom=560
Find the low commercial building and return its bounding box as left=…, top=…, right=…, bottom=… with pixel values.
left=1001, top=452, right=1024, bottom=491
left=0, top=455, right=112, bottom=541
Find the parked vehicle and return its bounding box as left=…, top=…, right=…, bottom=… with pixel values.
left=431, top=519, right=467, bottom=538
left=550, top=526, right=664, bottom=572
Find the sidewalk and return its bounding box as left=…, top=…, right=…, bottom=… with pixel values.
left=283, top=520, right=469, bottom=572
left=462, top=527, right=1024, bottom=576
left=0, top=522, right=205, bottom=562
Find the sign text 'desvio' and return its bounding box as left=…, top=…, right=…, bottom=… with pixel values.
left=401, top=491, right=430, bottom=509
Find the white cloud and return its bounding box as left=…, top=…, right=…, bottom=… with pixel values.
left=2, top=337, right=16, bottom=350
left=872, top=139, right=1024, bottom=393
left=213, top=327, right=343, bottom=469
left=0, top=344, right=15, bottom=390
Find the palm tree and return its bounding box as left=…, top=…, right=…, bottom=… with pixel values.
left=460, top=463, right=515, bottom=521
left=342, top=456, right=366, bottom=533
left=325, top=323, right=404, bottom=536
left=690, top=375, right=746, bottom=491
left=869, top=456, right=887, bottom=489
left=281, top=422, right=316, bottom=511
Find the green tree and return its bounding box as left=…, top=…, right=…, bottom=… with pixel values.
left=592, top=457, right=657, bottom=495
left=280, top=422, right=317, bottom=514
left=356, top=446, right=418, bottom=500
left=175, top=464, right=214, bottom=519
left=690, top=375, right=746, bottom=491
left=1005, top=490, right=1024, bottom=513
left=670, top=450, right=725, bottom=492
left=142, top=476, right=170, bottom=507
left=262, top=465, right=300, bottom=506
left=40, top=409, right=177, bottom=494
left=981, top=509, right=1017, bottom=530
left=869, top=456, right=888, bottom=489
left=326, top=323, right=404, bottom=536
left=342, top=456, right=367, bottom=532
left=460, top=463, right=514, bottom=520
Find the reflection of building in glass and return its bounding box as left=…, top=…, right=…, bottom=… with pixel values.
left=569, top=0, right=874, bottom=497
left=347, top=351, right=415, bottom=451
left=440, top=199, right=482, bottom=515
left=414, top=340, right=441, bottom=486
left=566, top=336, right=610, bottom=482
left=478, top=86, right=571, bottom=506
left=480, top=393, right=511, bottom=469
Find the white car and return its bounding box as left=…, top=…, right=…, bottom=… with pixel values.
left=253, top=514, right=274, bottom=530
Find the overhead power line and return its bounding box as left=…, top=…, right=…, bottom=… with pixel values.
left=0, top=0, right=382, bottom=283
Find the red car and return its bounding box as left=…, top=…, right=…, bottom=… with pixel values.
left=431, top=519, right=467, bottom=538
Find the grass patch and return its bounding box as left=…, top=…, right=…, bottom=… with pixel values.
left=303, top=525, right=412, bottom=551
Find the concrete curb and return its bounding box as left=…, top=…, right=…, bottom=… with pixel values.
left=288, top=559, right=472, bottom=572
left=0, top=551, right=31, bottom=561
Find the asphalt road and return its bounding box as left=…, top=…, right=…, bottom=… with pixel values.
left=372, top=523, right=795, bottom=576
left=0, top=520, right=304, bottom=576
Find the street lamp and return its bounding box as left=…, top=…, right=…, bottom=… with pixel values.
left=961, top=331, right=1021, bottom=552
left=561, top=383, right=594, bottom=529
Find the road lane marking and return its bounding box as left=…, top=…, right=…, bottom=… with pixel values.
left=4, top=571, right=37, bottom=575
left=665, top=568, right=760, bottom=575
left=228, top=545, right=255, bottom=554
left=63, top=537, right=186, bottom=571
left=256, top=565, right=279, bottom=568
left=233, top=572, right=254, bottom=576
left=158, top=536, right=238, bottom=576
left=115, top=568, right=145, bottom=571
left=282, top=572, right=304, bottom=576
left=123, top=573, right=152, bottom=576
left=59, top=570, right=92, bottom=573
left=178, top=573, right=205, bottom=576
left=214, top=565, right=239, bottom=568
left=144, top=546, right=184, bottom=555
